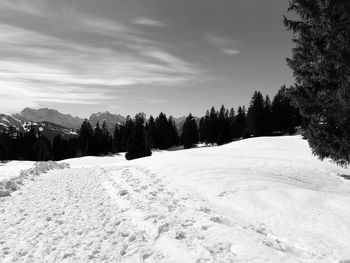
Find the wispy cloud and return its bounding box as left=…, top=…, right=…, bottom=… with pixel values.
left=221, top=49, right=240, bottom=55
left=0, top=8, right=201, bottom=113
left=0, top=0, right=46, bottom=16
left=204, top=35, right=230, bottom=46
left=204, top=34, right=240, bottom=56
left=132, top=17, right=167, bottom=28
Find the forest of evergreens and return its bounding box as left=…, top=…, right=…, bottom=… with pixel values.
left=0, top=86, right=301, bottom=161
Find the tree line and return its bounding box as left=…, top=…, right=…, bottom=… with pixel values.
left=0, top=85, right=301, bottom=161
left=183, top=85, right=302, bottom=148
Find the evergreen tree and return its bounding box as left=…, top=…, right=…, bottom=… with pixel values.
left=120, top=116, right=133, bottom=152
left=92, top=122, right=104, bottom=156
left=146, top=115, right=158, bottom=148
left=155, top=112, right=172, bottom=149
left=235, top=106, right=247, bottom=138
left=125, top=113, right=152, bottom=160
left=79, top=119, right=93, bottom=156
left=208, top=107, right=218, bottom=144
left=247, top=91, right=265, bottom=136
left=284, top=0, right=350, bottom=165
left=262, top=95, right=273, bottom=135
left=37, top=135, right=52, bottom=161
left=199, top=117, right=207, bottom=143
left=168, top=116, right=180, bottom=147
left=228, top=108, right=236, bottom=140
left=272, top=85, right=302, bottom=134
left=113, top=124, right=120, bottom=153
left=101, top=121, right=112, bottom=154
left=182, top=113, right=199, bottom=149
left=217, top=105, right=231, bottom=145
left=53, top=135, right=65, bottom=160
left=199, top=110, right=210, bottom=143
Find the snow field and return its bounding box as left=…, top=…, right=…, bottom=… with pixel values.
left=0, top=135, right=349, bottom=262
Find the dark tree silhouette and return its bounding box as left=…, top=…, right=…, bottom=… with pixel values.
left=79, top=119, right=93, bottom=156
left=208, top=107, right=218, bottom=144
left=146, top=115, right=158, bottom=149
left=182, top=113, right=199, bottom=149
left=168, top=116, right=180, bottom=147
left=125, top=113, right=152, bottom=160
left=262, top=95, right=273, bottom=136
left=155, top=113, right=172, bottom=150
left=272, top=85, right=302, bottom=134
left=284, top=0, right=350, bottom=165
left=217, top=105, right=231, bottom=145
left=247, top=91, right=265, bottom=137
left=234, top=106, right=247, bottom=138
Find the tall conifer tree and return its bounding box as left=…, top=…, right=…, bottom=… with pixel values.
left=284, top=0, right=350, bottom=165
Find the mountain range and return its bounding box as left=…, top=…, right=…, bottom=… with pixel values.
left=0, top=108, right=196, bottom=139
left=13, top=108, right=84, bottom=129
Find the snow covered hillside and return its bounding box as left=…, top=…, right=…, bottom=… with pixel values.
left=0, top=136, right=349, bottom=262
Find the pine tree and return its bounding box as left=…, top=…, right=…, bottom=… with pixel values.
left=228, top=108, right=236, bottom=140
left=262, top=95, right=273, bottom=135
left=272, top=85, right=302, bottom=134
left=113, top=124, right=120, bottom=153
left=247, top=91, right=265, bottom=136
left=199, top=117, right=207, bottom=143
left=120, top=116, right=133, bottom=152
left=92, top=122, right=103, bottom=156
left=182, top=113, right=199, bottom=149
left=146, top=115, right=158, bottom=148
left=53, top=135, right=65, bottom=160
left=199, top=110, right=210, bottom=143
left=235, top=106, right=247, bottom=138
left=155, top=112, right=172, bottom=149
left=168, top=116, right=180, bottom=147
left=125, top=113, right=152, bottom=160
left=208, top=107, right=218, bottom=144
left=101, top=121, right=112, bottom=155
left=217, top=105, right=231, bottom=145
left=79, top=119, right=93, bottom=156
left=284, top=0, right=350, bottom=165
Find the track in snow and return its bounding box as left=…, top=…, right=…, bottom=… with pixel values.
left=0, top=163, right=348, bottom=262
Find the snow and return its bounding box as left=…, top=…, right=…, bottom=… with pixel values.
left=0, top=161, right=68, bottom=197
left=0, top=161, right=35, bottom=182
left=1, top=117, right=9, bottom=123
left=1, top=135, right=350, bottom=262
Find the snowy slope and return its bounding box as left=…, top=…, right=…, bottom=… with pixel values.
left=1, top=135, right=350, bottom=263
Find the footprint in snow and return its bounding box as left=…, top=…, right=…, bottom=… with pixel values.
left=119, top=190, right=128, bottom=196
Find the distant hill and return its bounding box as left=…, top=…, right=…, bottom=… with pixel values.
left=89, top=111, right=126, bottom=133
left=13, top=108, right=84, bottom=129
left=0, top=114, right=78, bottom=142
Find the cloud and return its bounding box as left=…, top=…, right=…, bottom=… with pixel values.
left=0, top=0, right=46, bottom=16
left=132, top=17, right=167, bottom=28
left=204, top=34, right=240, bottom=56
left=0, top=17, right=201, bottom=113
left=221, top=49, right=240, bottom=55
left=204, top=35, right=230, bottom=46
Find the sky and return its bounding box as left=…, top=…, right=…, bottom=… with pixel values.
left=0, top=0, right=295, bottom=118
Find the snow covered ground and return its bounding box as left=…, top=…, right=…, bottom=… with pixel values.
left=0, top=135, right=350, bottom=262
left=0, top=161, right=35, bottom=182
